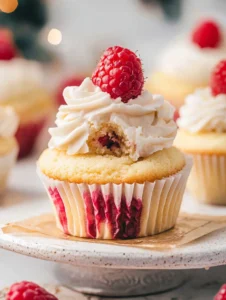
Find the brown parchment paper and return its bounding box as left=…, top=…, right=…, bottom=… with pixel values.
left=2, top=213, right=226, bottom=250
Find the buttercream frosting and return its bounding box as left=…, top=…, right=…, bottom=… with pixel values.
left=177, top=87, right=226, bottom=133
left=49, top=78, right=177, bottom=160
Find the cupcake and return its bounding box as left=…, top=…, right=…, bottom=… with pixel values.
left=0, top=34, right=53, bottom=158
left=147, top=19, right=226, bottom=112
left=38, top=46, right=191, bottom=239
left=0, top=106, right=19, bottom=194
left=174, top=60, right=226, bottom=205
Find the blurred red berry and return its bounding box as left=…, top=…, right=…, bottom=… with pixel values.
left=7, top=281, right=58, bottom=300
left=174, top=110, right=180, bottom=121
left=92, top=46, right=144, bottom=103
left=191, top=20, right=221, bottom=49
left=0, top=29, right=16, bottom=60
left=214, top=284, right=226, bottom=300
left=210, top=60, right=226, bottom=96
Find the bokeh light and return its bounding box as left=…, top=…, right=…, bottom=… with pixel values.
left=47, top=28, right=62, bottom=45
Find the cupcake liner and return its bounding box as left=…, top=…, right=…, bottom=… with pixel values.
left=187, top=154, right=226, bottom=205
left=38, top=158, right=192, bottom=239
left=16, top=118, right=46, bottom=159
left=0, top=146, right=18, bottom=195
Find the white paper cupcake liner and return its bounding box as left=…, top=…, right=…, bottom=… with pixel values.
left=187, top=154, right=226, bottom=205
left=38, top=157, right=192, bottom=239
left=0, top=146, right=18, bottom=195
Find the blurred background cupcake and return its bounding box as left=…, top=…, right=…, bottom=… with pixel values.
left=0, top=106, right=19, bottom=194
left=0, top=0, right=56, bottom=158
left=0, top=32, right=53, bottom=158
left=174, top=60, right=226, bottom=205
left=146, top=18, right=226, bottom=116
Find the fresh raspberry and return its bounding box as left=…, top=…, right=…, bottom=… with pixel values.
left=214, top=284, right=226, bottom=300
left=56, top=76, right=84, bottom=106
left=92, top=46, right=144, bottom=103
left=191, top=20, right=221, bottom=49
left=0, top=29, right=16, bottom=60
left=210, top=60, right=226, bottom=96
left=7, top=281, right=58, bottom=300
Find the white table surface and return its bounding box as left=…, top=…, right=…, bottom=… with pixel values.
left=1, top=156, right=226, bottom=299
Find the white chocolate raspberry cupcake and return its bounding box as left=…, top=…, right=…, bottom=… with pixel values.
left=0, top=106, right=19, bottom=194
left=38, top=46, right=191, bottom=239
left=175, top=60, right=226, bottom=205
left=147, top=19, right=226, bottom=113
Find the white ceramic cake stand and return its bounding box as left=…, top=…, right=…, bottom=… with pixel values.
left=1, top=157, right=226, bottom=297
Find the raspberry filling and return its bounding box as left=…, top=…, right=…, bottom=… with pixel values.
left=48, top=187, right=69, bottom=234
left=83, top=190, right=142, bottom=239
left=98, top=132, right=120, bottom=149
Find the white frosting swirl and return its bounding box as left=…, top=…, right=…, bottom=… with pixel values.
left=0, top=106, right=19, bottom=137
left=177, top=88, right=226, bottom=133
left=157, top=38, right=226, bottom=85
left=0, top=58, right=43, bottom=100
left=49, top=78, right=177, bottom=160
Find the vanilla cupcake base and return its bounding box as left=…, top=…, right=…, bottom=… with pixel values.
left=0, top=146, right=18, bottom=195
left=38, top=158, right=191, bottom=239
left=188, top=154, right=226, bottom=205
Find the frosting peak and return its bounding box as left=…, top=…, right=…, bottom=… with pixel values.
left=49, top=78, right=177, bottom=160
left=177, top=87, right=226, bottom=133
left=0, top=106, right=19, bottom=138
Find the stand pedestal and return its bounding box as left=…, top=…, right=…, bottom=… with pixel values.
left=56, top=264, right=188, bottom=297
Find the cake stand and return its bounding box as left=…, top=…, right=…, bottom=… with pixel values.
left=1, top=157, right=226, bottom=297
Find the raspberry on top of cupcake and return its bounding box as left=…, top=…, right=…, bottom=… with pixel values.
left=49, top=46, right=177, bottom=161
left=148, top=19, right=226, bottom=111
left=158, top=19, right=226, bottom=87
